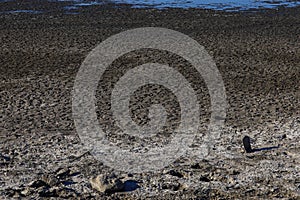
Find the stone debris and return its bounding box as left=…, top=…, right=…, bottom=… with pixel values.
left=90, top=173, right=125, bottom=193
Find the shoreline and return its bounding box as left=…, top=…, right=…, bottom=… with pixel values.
left=1, top=2, right=299, bottom=199
left=1, top=0, right=300, bottom=15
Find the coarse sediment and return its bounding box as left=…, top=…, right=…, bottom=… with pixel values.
left=0, top=1, right=299, bottom=199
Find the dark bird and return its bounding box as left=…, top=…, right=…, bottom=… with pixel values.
left=242, top=136, right=253, bottom=153
left=242, top=135, right=279, bottom=153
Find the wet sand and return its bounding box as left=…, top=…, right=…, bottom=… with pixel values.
left=0, top=1, right=299, bottom=199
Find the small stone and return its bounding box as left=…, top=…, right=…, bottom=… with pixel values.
left=29, top=180, right=50, bottom=188
left=90, top=174, right=124, bottom=193
left=20, top=187, right=30, bottom=196
left=41, top=174, right=59, bottom=187
left=0, top=153, right=10, bottom=163
left=161, top=182, right=181, bottom=191
left=38, top=187, right=58, bottom=198
left=56, top=167, right=71, bottom=179
left=191, top=163, right=201, bottom=169
left=199, top=175, right=210, bottom=182
left=168, top=170, right=183, bottom=178
left=57, top=188, right=78, bottom=198
left=229, top=170, right=240, bottom=175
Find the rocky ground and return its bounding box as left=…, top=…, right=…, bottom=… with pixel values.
left=0, top=1, right=299, bottom=199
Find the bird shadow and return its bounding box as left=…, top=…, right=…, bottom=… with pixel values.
left=123, top=180, right=140, bottom=192
left=252, top=146, right=279, bottom=152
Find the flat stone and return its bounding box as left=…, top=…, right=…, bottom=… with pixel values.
left=29, top=180, right=50, bottom=188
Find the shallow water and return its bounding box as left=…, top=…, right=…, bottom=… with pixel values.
left=2, top=9, right=43, bottom=14
left=58, top=0, right=300, bottom=11
left=1, top=0, right=300, bottom=13
left=115, top=0, right=300, bottom=11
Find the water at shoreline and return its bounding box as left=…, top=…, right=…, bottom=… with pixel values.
left=115, top=0, right=300, bottom=11
left=1, top=0, right=300, bottom=13
left=54, top=0, right=300, bottom=11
